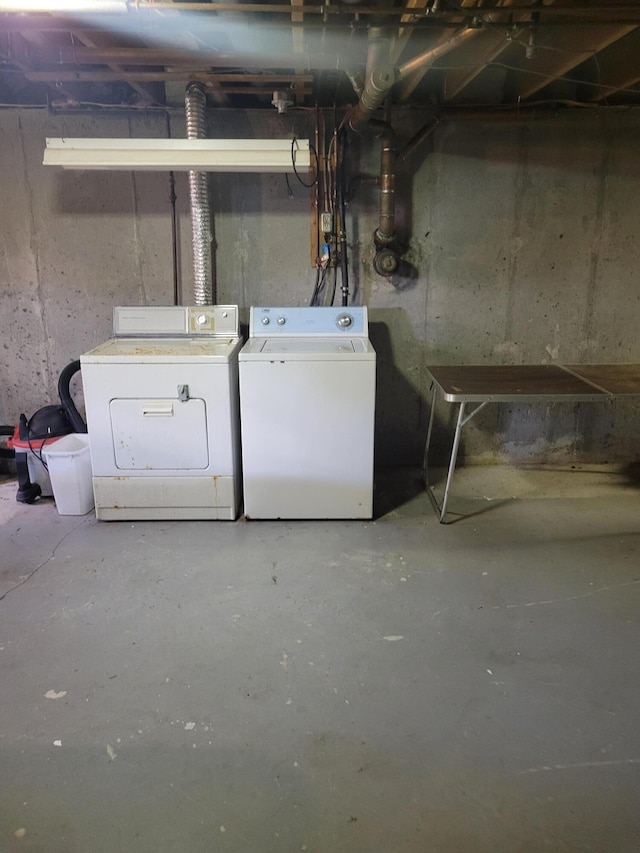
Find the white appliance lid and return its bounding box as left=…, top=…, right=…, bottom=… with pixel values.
left=239, top=337, right=375, bottom=360
left=260, top=339, right=365, bottom=354
left=82, top=336, right=242, bottom=363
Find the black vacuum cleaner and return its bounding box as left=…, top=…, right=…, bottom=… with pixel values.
left=0, top=360, right=87, bottom=504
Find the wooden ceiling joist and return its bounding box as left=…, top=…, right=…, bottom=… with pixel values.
left=396, top=0, right=483, bottom=102
left=441, top=1, right=537, bottom=102
left=585, top=26, right=640, bottom=101
left=392, top=0, right=432, bottom=64
left=18, top=46, right=341, bottom=71
left=441, top=29, right=509, bottom=102
left=3, top=4, right=640, bottom=110
left=71, top=30, right=163, bottom=104
left=511, top=23, right=636, bottom=100
left=26, top=70, right=313, bottom=85
left=0, top=30, right=80, bottom=103
left=290, top=0, right=305, bottom=54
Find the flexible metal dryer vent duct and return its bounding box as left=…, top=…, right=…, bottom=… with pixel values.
left=185, top=82, right=214, bottom=305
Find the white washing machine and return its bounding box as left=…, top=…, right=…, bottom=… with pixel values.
left=81, top=305, right=242, bottom=521
left=239, top=306, right=376, bottom=519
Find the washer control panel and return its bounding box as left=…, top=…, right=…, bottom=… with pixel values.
left=113, top=305, right=239, bottom=337
left=249, top=306, right=368, bottom=337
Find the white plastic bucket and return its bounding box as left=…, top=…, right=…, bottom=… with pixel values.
left=43, top=433, right=94, bottom=516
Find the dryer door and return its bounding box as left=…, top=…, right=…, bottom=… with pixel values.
left=110, top=398, right=209, bottom=470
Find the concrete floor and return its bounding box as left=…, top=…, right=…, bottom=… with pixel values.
left=1, top=466, right=639, bottom=853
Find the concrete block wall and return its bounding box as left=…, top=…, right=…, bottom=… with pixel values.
left=1, top=107, right=639, bottom=468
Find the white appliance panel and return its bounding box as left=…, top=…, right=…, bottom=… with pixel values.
left=83, top=360, right=238, bottom=477
left=110, top=398, right=209, bottom=470
left=80, top=306, right=242, bottom=521
left=239, top=306, right=375, bottom=520
left=93, top=476, right=236, bottom=521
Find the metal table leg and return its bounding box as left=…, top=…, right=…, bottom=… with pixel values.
left=422, top=382, right=438, bottom=491
left=439, top=402, right=466, bottom=523
left=423, top=391, right=489, bottom=523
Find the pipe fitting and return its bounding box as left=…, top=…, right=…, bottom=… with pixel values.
left=373, top=247, right=399, bottom=277
left=348, top=64, right=396, bottom=132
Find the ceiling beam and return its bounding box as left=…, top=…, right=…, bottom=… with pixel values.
left=391, top=0, right=432, bottom=64
left=398, top=26, right=478, bottom=103
left=396, top=0, right=482, bottom=99
left=26, top=70, right=313, bottom=84
left=3, top=5, right=640, bottom=28
left=290, top=0, right=305, bottom=54
left=442, top=29, right=509, bottom=101
left=71, top=30, right=164, bottom=104
left=17, top=46, right=351, bottom=71
left=512, top=23, right=636, bottom=100
left=93, top=1, right=640, bottom=15
left=0, top=30, right=80, bottom=103
left=440, top=0, right=541, bottom=102
left=586, top=26, right=640, bottom=101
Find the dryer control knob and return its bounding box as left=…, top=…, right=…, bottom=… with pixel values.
left=336, top=313, right=354, bottom=329
left=277, top=317, right=286, bottom=325
left=261, top=316, right=270, bottom=325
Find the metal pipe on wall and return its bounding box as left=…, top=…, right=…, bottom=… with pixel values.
left=376, top=126, right=396, bottom=246
left=345, top=27, right=473, bottom=274
left=185, top=82, right=214, bottom=306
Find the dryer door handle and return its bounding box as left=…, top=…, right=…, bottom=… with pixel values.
left=142, top=404, right=174, bottom=417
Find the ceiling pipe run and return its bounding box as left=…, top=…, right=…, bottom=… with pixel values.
left=347, top=26, right=476, bottom=131
left=347, top=27, right=395, bottom=133
left=396, top=26, right=477, bottom=80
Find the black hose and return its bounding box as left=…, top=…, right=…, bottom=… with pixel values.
left=309, top=265, right=321, bottom=307
left=170, top=170, right=179, bottom=306
left=337, top=129, right=350, bottom=307
left=165, top=112, right=180, bottom=306
left=57, top=360, right=87, bottom=433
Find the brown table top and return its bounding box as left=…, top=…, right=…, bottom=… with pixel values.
left=564, top=363, right=640, bottom=396
left=426, top=364, right=610, bottom=403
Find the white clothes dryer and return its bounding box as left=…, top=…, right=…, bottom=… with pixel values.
left=239, top=306, right=376, bottom=519
left=81, top=305, right=242, bottom=520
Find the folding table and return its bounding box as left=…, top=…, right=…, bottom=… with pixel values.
left=423, top=363, right=640, bottom=523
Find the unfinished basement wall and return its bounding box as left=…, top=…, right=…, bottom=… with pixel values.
left=1, top=107, right=639, bottom=468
